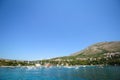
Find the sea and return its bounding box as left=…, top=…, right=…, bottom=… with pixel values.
left=0, top=66, right=120, bottom=80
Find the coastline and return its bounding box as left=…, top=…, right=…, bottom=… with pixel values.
left=0, top=65, right=118, bottom=68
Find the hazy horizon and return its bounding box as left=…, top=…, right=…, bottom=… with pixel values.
left=0, top=0, right=120, bottom=60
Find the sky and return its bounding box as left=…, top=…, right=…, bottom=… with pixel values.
left=0, top=0, right=120, bottom=60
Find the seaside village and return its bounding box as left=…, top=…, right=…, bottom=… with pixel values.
left=21, top=52, right=120, bottom=67
left=0, top=58, right=82, bottom=68
left=0, top=58, right=72, bottom=67
left=0, top=52, right=120, bottom=67
left=20, top=59, right=71, bottom=68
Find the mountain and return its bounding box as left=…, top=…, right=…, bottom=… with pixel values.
left=70, top=41, right=120, bottom=58
left=51, top=41, right=120, bottom=65
left=0, top=41, right=120, bottom=66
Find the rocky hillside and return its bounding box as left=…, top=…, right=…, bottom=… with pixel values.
left=50, top=41, right=120, bottom=65
left=71, top=41, right=120, bottom=58
left=0, top=41, right=120, bottom=66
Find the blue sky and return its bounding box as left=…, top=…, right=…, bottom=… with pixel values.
left=0, top=0, right=120, bottom=60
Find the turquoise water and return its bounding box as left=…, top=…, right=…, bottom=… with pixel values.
left=0, top=66, right=120, bottom=80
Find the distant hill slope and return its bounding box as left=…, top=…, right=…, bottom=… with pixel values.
left=71, top=41, right=120, bottom=58
left=0, top=41, right=120, bottom=66
left=50, top=41, right=120, bottom=65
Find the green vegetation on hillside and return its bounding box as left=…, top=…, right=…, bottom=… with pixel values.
left=0, top=41, right=120, bottom=66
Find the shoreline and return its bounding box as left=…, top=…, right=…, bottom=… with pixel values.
left=0, top=65, right=118, bottom=68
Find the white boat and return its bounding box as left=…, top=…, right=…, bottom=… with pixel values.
left=35, top=63, right=41, bottom=67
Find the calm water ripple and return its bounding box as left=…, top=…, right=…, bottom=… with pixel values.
left=0, top=66, right=120, bottom=80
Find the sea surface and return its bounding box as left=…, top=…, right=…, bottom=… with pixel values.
left=0, top=66, right=120, bottom=80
